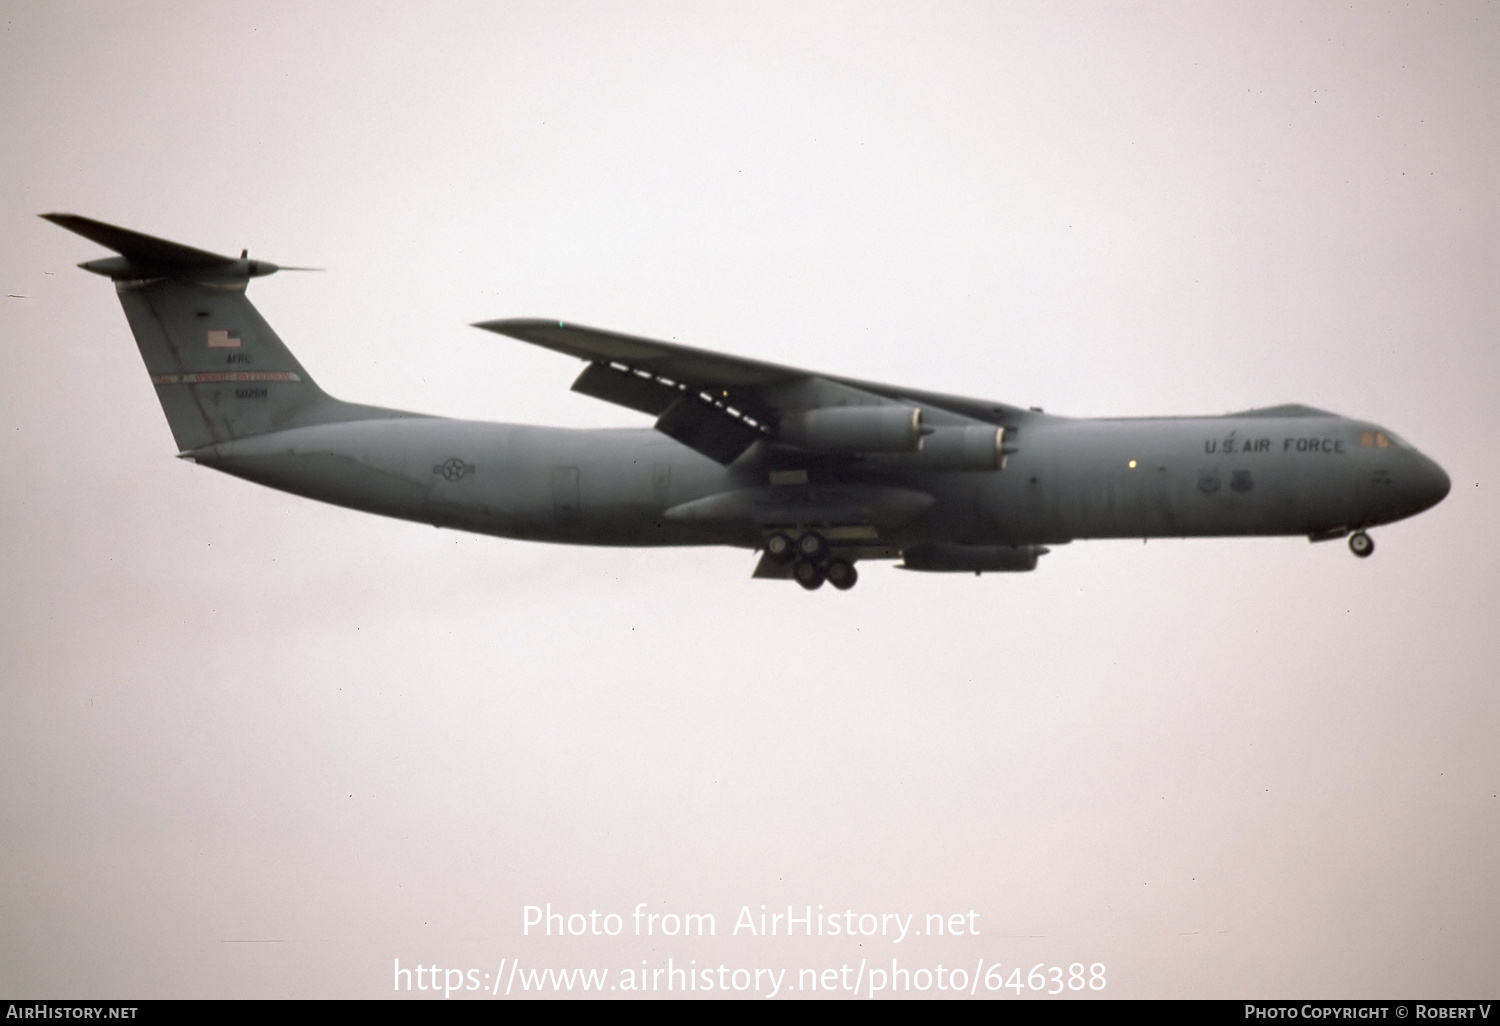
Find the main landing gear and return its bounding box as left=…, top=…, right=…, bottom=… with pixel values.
left=825, top=559, right=858, bottom=590
left=767, top=531, right=859, bottom=591
left=793, top=559, right=824, bottom=590
left=766, top=532, right=796, bottom=562
left=1349, top=531, right=1375, bottom=558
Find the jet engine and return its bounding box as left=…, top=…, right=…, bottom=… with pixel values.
left=908, top=424, right=1005, bottom=471
left=778, top=405, right=923, bottom=453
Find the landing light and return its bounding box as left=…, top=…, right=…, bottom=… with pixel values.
left=1128, top=460, right=1137, bottom=468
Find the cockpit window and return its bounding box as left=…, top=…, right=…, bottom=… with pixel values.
left=1360, top=429, right=1406, bottom=449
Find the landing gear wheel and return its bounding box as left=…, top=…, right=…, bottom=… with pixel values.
left=1349, top=531, right=1374, bottom=558
left=796, top=532, right=828, bottom=561
left=825, top=559, right=858, bottom=591
left=793, top=560, right=825, bottom=590
left=765, top=532, right=795, bottom=563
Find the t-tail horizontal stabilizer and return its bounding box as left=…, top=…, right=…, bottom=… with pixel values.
left=40, top=213, right=318, bottom=281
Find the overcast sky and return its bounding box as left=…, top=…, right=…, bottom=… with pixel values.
left=2, top=1, right=1497, bottom=999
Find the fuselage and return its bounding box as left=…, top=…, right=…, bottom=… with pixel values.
left=193, top=404, right=1450, bottom=552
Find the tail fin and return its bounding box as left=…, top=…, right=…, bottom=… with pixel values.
left=44, top=213, right=371, bottom=452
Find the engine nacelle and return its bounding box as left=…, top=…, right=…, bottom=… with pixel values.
left=900, top=543, right=1047, bottom=573
left=862, top=424, right=1008, bottom=472
left=778, top=405, right=923, bottom=453
left=919, top=425, right=1005, bottom=471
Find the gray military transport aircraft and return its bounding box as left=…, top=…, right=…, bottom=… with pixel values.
left=45, top=214, right=1450, bottom=591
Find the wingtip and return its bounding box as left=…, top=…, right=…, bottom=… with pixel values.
left=471, top=318, right=558, bottom=335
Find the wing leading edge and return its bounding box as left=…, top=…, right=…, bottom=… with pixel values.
left=473, top=318, right=1028, bottom=465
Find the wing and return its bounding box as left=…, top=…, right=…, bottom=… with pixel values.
left=474, top=318, right=1029, bottom=465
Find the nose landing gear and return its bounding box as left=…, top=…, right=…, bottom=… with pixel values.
left=1349, top=531, right=1374, bottom=558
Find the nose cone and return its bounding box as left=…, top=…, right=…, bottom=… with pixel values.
left=1407, top=451, right=1451, bottom=514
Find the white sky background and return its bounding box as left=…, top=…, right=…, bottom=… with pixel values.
left=1, top=0, right=1497, bottom=999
